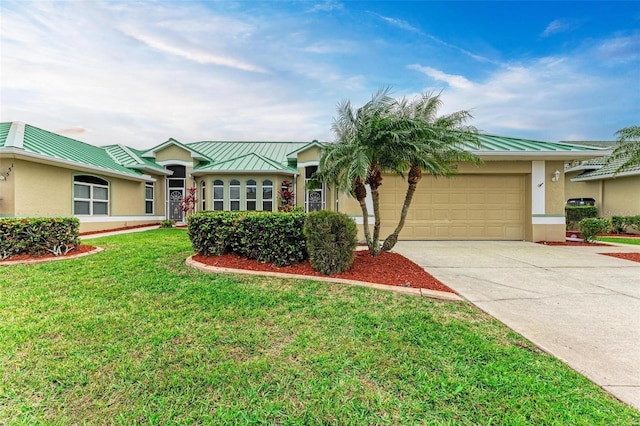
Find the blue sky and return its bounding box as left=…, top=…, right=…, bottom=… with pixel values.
left=1, top=1, right=638, bottom=149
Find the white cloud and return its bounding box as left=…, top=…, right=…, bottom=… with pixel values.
left=409, top=51, right=634, bottom=141
left=378, top=15, right=422, bottom=34
left=542, top=19, right=574, bottom=37
left=309, top=0, right=344, bottom=13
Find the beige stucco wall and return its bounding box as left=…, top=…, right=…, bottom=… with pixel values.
left=0, top=156, right=16, bottom=216
left=565, top=173, right=640, bottom=217
left=297, top=146, right=322, bottom=164
left=545, top=160, right=566, bottom=215
left=155, top=145, right=194, bottom=163
left=601, top=176, right=640, bottom=217
left=14, top=159, right=73, bottom=216
left=1, top=156, right=163, bottom=233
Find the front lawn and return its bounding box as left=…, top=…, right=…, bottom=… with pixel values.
left=597, top=236, right=640, bottom=245
left=1, top=229, right=637, bottom=424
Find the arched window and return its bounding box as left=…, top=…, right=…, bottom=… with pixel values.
left=246, top=179, right=257, bottom=211
left=74, top=175, right=109, bottom=215
left=213, top=179, right=224, bottom=211
left=262, top=179, right=273, bottom=211
left=229, top=179, right=241, bottom=211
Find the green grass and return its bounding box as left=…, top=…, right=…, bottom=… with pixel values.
left=1, top=229, right=638, bottom=424
left=597, top=236, right=640, bottom=245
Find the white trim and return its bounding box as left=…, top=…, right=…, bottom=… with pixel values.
left=571, top=169, right=640, bottom=181
left=156, top=159, right=194, bottom=167
left=191, top=169, right=297, bottom=176
left=297, top=160, right=320, bottom=168
left=0, top=148, right=156, bottom=182
left=6, top=122, right=25, bottom=148
left=350, top=215, right=375, bottom=225
left=470, top=150, right=611, bottom=158
left=532, top=216, right=566, bottom=225
left=531, top=161, right=545, bottom=215
left=78, top=215, right=165, bottom=223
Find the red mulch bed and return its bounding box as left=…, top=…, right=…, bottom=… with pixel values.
left=193, top=250, right=454, bottom=293
left=2, top=245, right=97, bottom=263
left=601, top=253, right=640, bottom=263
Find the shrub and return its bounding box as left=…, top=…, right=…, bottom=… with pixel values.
left=565, top=206, right=598, bottom=230
left=160, top=219, right=175, bottom=228
left=303, top=211, right=357, bottom=275
left=612, top=215, right=640, bottom=234
left=188, top=211, right=307, bottom=266
left=230, top=212, right=307, bottom=266
left=0, top=217, right=80, bottom=260
left=579, top=218, right=611, bottom=243
left=187, top=211, right=244, bottom=256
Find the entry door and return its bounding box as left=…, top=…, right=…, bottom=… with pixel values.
left=169, top=189, right=184, bottom=222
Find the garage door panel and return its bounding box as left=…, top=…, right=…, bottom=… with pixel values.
left=382, top=174, right=525, bottom=240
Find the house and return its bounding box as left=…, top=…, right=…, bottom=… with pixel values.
left=565, top=149, right=640, bottom=219
left=1, top=121, right=606, bottom=241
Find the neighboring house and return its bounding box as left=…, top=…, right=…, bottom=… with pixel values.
left=565, top=149, right=640, bottom=219
left=1, top=121, right=606, bottom=241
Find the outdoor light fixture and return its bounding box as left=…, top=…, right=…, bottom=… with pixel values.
left=551, top=169, right=561, bottom=182
left=0, top=163, right=13, bottom=181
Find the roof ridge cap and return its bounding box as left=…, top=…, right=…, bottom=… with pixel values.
left=5, top=122, right=25, bottom=149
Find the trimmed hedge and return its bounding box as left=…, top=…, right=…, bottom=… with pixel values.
left=303, top=211, right=357, bottom=275
left=612, top=215, right=640, bottom=234
left=565, top=206, right=598, bottom=230
left=187, top=211, right=307, bottom=266
left=579, top=218, right=611, bottom=243
left=0, top=217, right=80, bottom=260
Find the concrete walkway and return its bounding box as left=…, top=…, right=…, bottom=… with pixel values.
left=394, top=240, right=640, bottom=410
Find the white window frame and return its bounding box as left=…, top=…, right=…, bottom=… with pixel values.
left=212, top=179, right=224, bottom=211
left=229, top=179, right=241, bottom=211
left=74, top=175, right=109, bottom=216
left=246, top=179, right=257, bottom=211
left=262, top=179, right=273, bottom=211
left=145, top=182, right=154, bottom=215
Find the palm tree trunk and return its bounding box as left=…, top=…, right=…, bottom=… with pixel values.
left=353, top=178, right=373, bottom=250
left=367, top=162, right=383, bottom=257
left=371, top=186, right=382, bottom=256
left=382, top=182, right=417, bottom=251
left=382, top=165, right=422, bottom=252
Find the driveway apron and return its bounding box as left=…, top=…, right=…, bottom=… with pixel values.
left=394, top=240, right=640, bottom=410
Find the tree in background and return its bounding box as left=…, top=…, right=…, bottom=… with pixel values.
left=608, top=125, right=640, bottom=173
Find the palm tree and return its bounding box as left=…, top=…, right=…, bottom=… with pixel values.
left=607, top=125, right=640, bottom=173
left=314, top=88, right=397, bottom=254
left=381, top=93, right=481, bottom=251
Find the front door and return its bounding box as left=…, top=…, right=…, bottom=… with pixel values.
left=169, top=189, right=184, bottom=222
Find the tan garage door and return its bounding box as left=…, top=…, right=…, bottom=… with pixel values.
left=378, top=174, right=525, bottom=240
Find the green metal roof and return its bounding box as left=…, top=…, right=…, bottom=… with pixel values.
left=0, top=122, right=151, bottom=180
left=104, top=144, right=168, bottom=173
left=471, top=134, right=607, bottom=153
left=0, top=122, right=11, bottom=147
left=187, top=141, right=310, bottom=166
left=193, top=152, right=297, bottom=174
left=571, top=153, right=640, bottom=181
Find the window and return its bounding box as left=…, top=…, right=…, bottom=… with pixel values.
left=201, top=181, right=206, bottom=211
left=229, top=179, right=240, bottom=211
left=262, top=180, right=273, bottom=211
left=213, top=179, right=224, bottom=210
left=74, top=175, right=109, bottom=215
left=145, top=183, right=154, bottom=214
left=246, top=179, right=257, bottom=211
left=305, top=166, right=324, bottom=212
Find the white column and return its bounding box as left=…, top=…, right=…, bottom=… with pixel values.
left=531, top=161, right=545, bottom=215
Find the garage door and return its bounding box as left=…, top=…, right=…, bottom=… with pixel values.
left=378, top=174, right=526, bottom=240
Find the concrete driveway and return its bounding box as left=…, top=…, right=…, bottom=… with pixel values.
left=394, top=240, right=640, bottom=410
